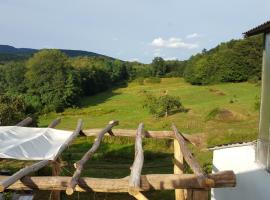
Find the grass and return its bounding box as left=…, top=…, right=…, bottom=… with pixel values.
left=2, top=78, right=261, bottom=199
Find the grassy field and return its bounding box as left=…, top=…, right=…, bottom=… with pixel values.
left=40, top=77, right=260, bottom=146
left=2, top=78, right=261, bottom=199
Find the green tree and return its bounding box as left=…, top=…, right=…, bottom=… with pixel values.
left=143, top=93, right=184, bottom=117
left=151, top=57, right=167, bottom=76
left=26, top=49, right=81, bottom=112
left=0, top=95, right=31, bottom=125
left=1, top=62, right=27, bottom=94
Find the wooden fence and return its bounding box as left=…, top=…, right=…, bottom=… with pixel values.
left=0, top=118, right=236, bottom=200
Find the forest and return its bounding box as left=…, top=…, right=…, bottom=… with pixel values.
left=0, top=34, right=263, bottom=125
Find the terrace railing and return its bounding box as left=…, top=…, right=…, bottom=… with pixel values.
left=0, top=118, right=236, bottom=200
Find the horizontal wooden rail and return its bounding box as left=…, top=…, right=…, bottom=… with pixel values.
left=0, top=171, right=235, bottom=192
left=66, top=120, right=119, bottom=195
left=83, top=129, right=200, bottom=146
left=172, top=124, right=215, bottom=188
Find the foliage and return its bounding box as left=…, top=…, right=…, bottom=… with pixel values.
left=71, top=57, right=129, bottom=96
left=184, top=35, right=263, bottom=85
left=151, top=57, right=167, bottom=76
left=128, top=62, right=152, bottom=79
left=0, top=94, right=33, bottom=125
left=26, top=49, right=81, bottom=112
left=0, top=61, right=27, bottom=94
left=143, top=92, right=184, bottom=117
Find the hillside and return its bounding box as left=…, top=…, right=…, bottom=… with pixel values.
left=35, top=77, right=260, bottom=199
left=0, top=44, right=113, bottom=62
left=183, top=35, right=263, bottom=84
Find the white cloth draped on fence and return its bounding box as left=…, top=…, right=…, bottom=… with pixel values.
left=0, top=126, right=73, bottom=160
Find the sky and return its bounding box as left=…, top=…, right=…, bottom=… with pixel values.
left=0, top=0, right=270, bottom=63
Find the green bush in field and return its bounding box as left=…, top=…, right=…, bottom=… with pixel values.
left=143, top=93, right=185, bottom=117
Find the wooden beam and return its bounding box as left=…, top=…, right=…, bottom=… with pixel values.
left=49, top=118, right=61, bottom=200
left=48, top=118, right=61, bottom=128
left=0, top=171, right=236, bottom=192
left=83, top=129, right=201, bottom=146
left=54, top=119, right=83, bottom=159
left=0, top=160, right=50, bottom=192
left=0, top=119, right=83, bottom=192
left=16, top=117, right=33, bottom=127
left=128, top=123, right=147, bottom=199
left=174, top=139, right=185, bottom=200
left=66, top=120, right=119, bottom=195
left=172, top=124, right=214, bottom=188
left=187, top=189, right=209, bottom=200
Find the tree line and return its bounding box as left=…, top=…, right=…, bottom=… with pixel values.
left=0, top=35, right=263, bottom=124
left=0, top=49, right=130, bottom=117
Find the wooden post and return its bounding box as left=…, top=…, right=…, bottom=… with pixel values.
left=187, top=189, right=209, bottom=200
left=172, top=124, right=214, bottom=188
left=174, top=139, right=185, bottom=200
left=49, top=118, right=62, bottom=200
left=128, top=123, right=148, bottom=200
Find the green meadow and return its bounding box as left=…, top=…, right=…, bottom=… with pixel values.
left=40, top=77, right=260, bottom=147
left=1, top=78, right=260, bottom=199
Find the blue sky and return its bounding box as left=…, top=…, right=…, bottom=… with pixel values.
left=0, top=0, right=270, bottom=63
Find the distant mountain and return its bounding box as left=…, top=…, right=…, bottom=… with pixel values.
left=0, top=45, right=114, bottom=62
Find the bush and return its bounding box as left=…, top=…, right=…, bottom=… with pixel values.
left=143, top=93, right=185, bottom=117
left=0, top=94, right=35, bottom=125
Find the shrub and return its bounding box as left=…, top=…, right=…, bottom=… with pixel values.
left=143, top=93, right=185, bottom=117
left=0, top=94, right=36, bottom=125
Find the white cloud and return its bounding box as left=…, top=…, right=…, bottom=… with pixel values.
left=186, top=33, right=200, bottom=39
left=151, top=37, right=198, bottom=49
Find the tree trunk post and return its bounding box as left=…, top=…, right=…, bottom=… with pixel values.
left=52, top=158, right=61, bottom=200
left=174, top=139, right=185, bottom=200
left=187, top=189, right=209, bottom=200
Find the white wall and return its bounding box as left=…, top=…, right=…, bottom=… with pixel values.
left=212, top=145, right=270, bottom=200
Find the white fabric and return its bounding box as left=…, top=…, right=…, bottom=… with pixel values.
left=0, top=126, right=73, bottom=160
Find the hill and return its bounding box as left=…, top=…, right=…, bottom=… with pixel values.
left=183, top=35, right=263, bottom=84
left=0, top=44, right=113, bottom=62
